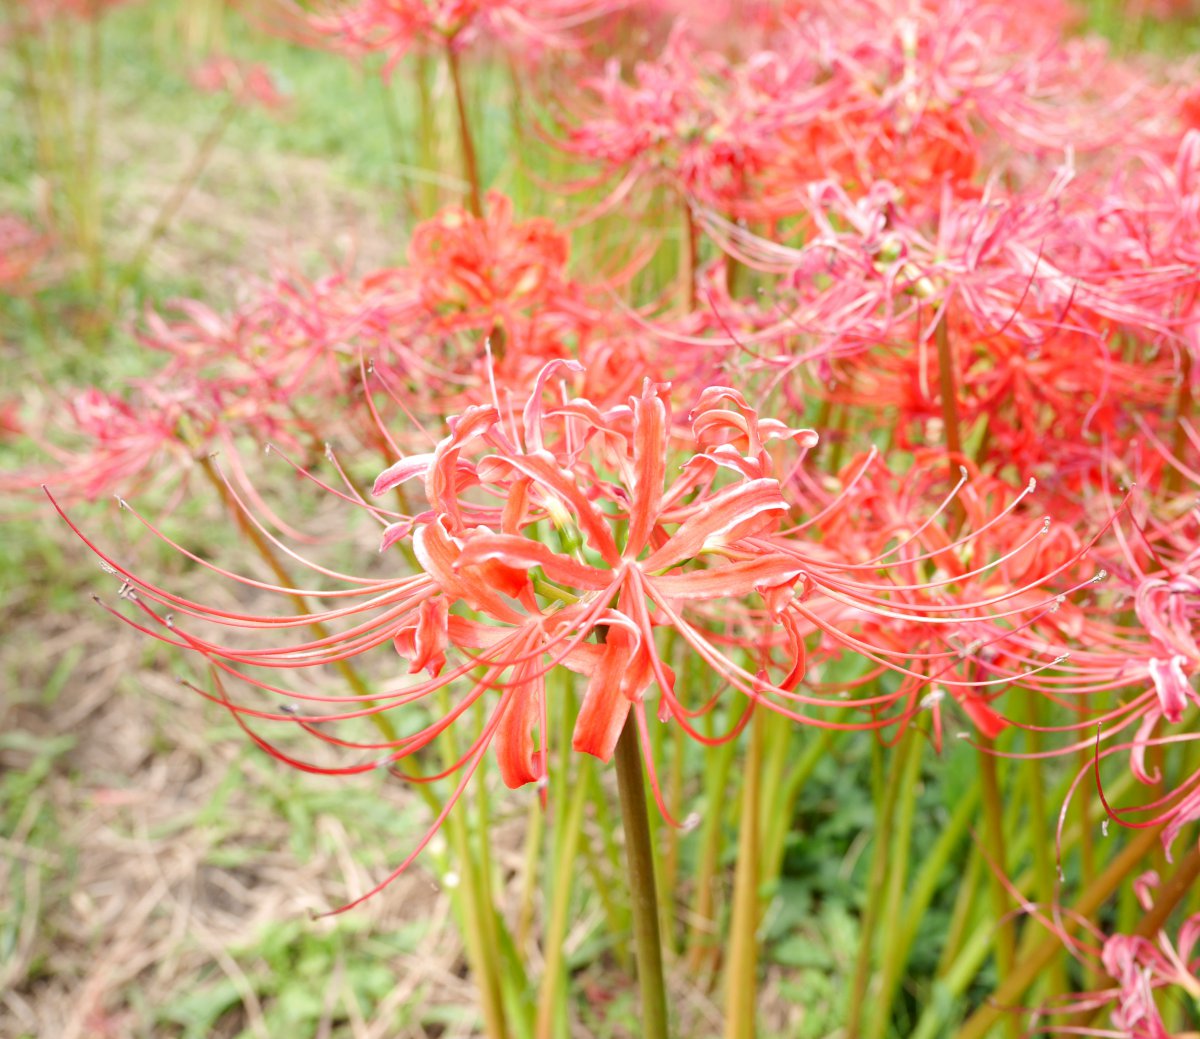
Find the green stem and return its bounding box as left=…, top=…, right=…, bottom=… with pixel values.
left=866, top=732, right=924, bottom=1039
left=535, top=759, right=589, bottom=1039
left=614, top=715, right=670, bottom=1039
left=436, top=688, right=511, bottom=1039
left=515, top=795, right=545, bottom=953
left=723, top=706, right=765, bottom=1039
left=976, top=737, right=1018, bottom=1039
left=899, top=783, right=980, bottom=966
left=846, top=733, right=914, bottom=1039
left=685, top=727, right=737, bottom=977
left=936, top=843, right=982, bottom=979
left=445, top=41, right=483, bottom=217
left=760, top=729, right=833, bottom=888
left=935, top=312, right=963, bottom=463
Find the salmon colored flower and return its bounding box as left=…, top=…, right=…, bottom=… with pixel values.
left=58, top=359, right=1083, bottom=893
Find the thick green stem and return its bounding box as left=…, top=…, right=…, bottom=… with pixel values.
left=976, top=737, right=1018, bottom=1039
left=535, top=758, right=590, bottom=1039
left=866, top=732, right=924, bottom=1039
left=846, top=733, right=914, bottom=1039
left=614, top=716, right=670, bottom=1039
left=685, top=728, right=737, bottom=976
left=723, top=706, right=765, bottom=1039
left=445, top=42, right=483, bottom=217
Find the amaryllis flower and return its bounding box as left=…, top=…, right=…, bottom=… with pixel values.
left=53, top=360, right=1089, bottom=913
left=1031, top=873, right=1200, bottom=1038
left=11, top=386, right=211, bottom=502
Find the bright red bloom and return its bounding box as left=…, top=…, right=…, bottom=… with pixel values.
left=57, top=361, right=1084, bottom=915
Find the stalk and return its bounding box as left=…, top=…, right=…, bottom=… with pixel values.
left=936, top=845, right=982, bottom=979
left=679, top=194, right=698, bottom=311
left=437, top=688, right=512, bottom=1039
left=661, top=708, right=686, bottom=956
left=846, top=732, right=914, bottom=1039
left=515, top=795, right=546, bottom=952
left=614, top=715, right=670, bottom=1039
left=1023, top=696, right=1068, bottom=1000
left=866, top=732, right=924, bottom=1039
left=445, top=42, right=483, bottom=217
left=685, top=728, right=738, bottom=975
left=1135, top=844, right=1200, bottom=937
left=534, top=757, right=590, bottom=1039
left=760, top=729, right=834, bottom=887
left=723, top=706, right=765, bottom=1039
left=935, top=315, right=964, bottom=464
left=1167, top=349, right=1194, bottom=495
left=976, top=735, right=1018, bottom=1039
left=898, top=783, right=980, bottom=968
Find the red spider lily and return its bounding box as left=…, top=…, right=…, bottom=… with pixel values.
left=553, top=27, right=795, bottom=214
left=190, top=56, right=289, bottom=111
left=555, top=0, right=1167, bottom=224
left=53, top=359, right=1093, bottom=910
left=802, top=450, right=1095, bottom=748
left=697, top=173, right=1189, bottom=477
left=1028, top=874, right=1200, bottom=1038
left=11, top=386, right=212, bottom=502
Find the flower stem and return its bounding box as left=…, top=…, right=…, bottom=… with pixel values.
left=614, top=714, right=670, bottom=1039
left=935, top=314, right=963, bottom=463
left=724, top=705, right=765, bottom=1039
left=976, top=735, right=1018, bottom=1039
left=846, top=731, right=914, bottom=1039
left=445, top=41, right=483, bottom=218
